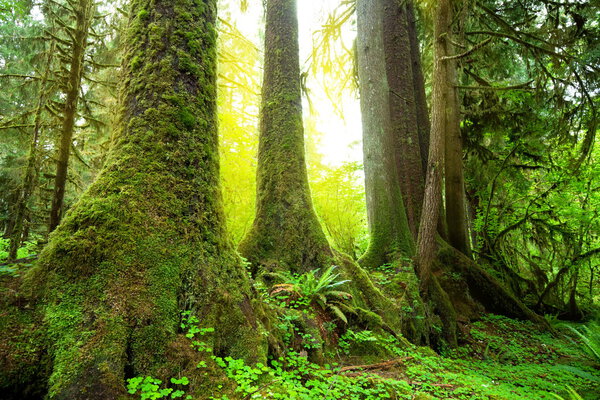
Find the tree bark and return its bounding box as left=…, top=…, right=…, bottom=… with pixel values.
left=407, top=2, right=430, bottom=175
left=25, top=1, right=265, bottom=398
left=356, top=0, right=415, bottom=270
left=442, top=1, right=471, bottom=257
left=48, top=0, right=94, bottom=233
left=416, top=0, right=450, bottom=291
left=238, top=0, right=331, bottom=274
left=383, top=0, right=425, bottom=238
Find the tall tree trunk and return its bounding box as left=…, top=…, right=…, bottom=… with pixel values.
left=384, top=0, right=425, bottom=238
left=406, top=3, right=449, bottom=241
left=355, top=0, right=431, bottom=344
left=416, top=0, right=450, bottom=291
left=413, top=0, right=463, bottom=346
left=48, top=0, right=93, bottom=232
left=442, top=1, right=471, bottom=257
left=356, top=0, right=414, bottom=270
left=239, top=0, right=410, bottom=344
left=8, top=42, right=55, bottom=260
left=238, top=0, right=331, bottom=274
left=407, top=2, right=430, bottom=175
left=25, top=1, right=265, bottom=398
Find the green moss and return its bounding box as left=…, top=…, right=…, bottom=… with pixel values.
left=22, top=0, right=267, bottom=398
left=130, top=55, right=142, bottom=71
left=178, top=107, right=196, bottom=130
left=0, top=275, right=49, bottom=399
left=237, top=0, right=331, bottom=276
left=137, top=9, right=148, bottom=20
left=353, top=307, right=384, bottom=328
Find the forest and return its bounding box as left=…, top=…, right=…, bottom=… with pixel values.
left=0, top=0, right=599, bottom=399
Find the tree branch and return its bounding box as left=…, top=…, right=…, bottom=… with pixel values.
left=442, top=37, right=492, bottom=60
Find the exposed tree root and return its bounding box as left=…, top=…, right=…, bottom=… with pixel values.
left=437, top=242, right=546, bottom=325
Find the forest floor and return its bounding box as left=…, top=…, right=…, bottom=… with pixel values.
left=326, top=314, right=600, bottom=400
left=198, top=313, right=600, bottom=400
left=2, top=242, right=599, bottom=399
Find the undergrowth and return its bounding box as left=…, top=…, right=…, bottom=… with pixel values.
left=126, top=312, right=600, bottom=400
left=0, top=238, right=37, bottom=277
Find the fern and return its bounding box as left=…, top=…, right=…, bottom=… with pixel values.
left=269, top=265, right=353, bottom=323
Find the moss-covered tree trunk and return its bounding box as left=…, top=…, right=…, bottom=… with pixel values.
left=48, top=0, right=94, bottom=233
left=356, top=0, right=415, bottom=270
left=238, top=0, right=331, bottom=274
left=25, top=1, right=265, bottom=398
left=238, top=0, right=410, bottom=345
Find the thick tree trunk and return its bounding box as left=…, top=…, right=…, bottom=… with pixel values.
left=356, top=0, right=415, bottom=270
left=238, top=0, right=331, bottom=274
left=48, top=0, right=93, bottom=233
left=24, top=1, right=265, bottom=398
left=355, top=0, right=431, bottom=344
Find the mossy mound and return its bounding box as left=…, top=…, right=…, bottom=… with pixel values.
left=0, top=273, right=48, bottom=400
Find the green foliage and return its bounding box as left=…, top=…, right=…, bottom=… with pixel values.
left=203, top=315, right=600, bottom=399
left=0, top=0, right=29, bottom=21
left=270, top=266, right=353, bottom=323
left=309, top=161, right=368, bottom=259
left=181, top=311, right=215, bottom=353
left=338, top=329, right=405, bottom=357
left=126, top=376, right=190, bottom=400
left=210, top=350, right=411, bottom=400
left=460, top=0, right=600, bottom=316
left=565, top=322, right=600, bottom=362
left=0, top=238, right=36, bottom=276
left=0, top=238, right=35, bottom=260
left=551, top=386, right=585, bottom=400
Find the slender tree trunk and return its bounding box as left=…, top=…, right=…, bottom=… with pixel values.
left=407, top=3, right=430, bottom=175
left=356, top=0, right=414, bottom=269
left=25, top=1, right=265, bottom=398
left=442, top=1, right=471, bottom=257
left=8, top=42, right=55, bottom=260
left=238, top=0, right=331, bottom=274
left=48, top=0, right=93, bottom=232
left=383, top=0, right=425, bottom=238
left=3, top=190, right=17, bottom=239
left=416, top=0, right=450, bottom=291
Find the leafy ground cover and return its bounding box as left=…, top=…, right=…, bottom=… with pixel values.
left=3, top=250, right=598, bottom=399
left=126, top=313, right=599, bottom=400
